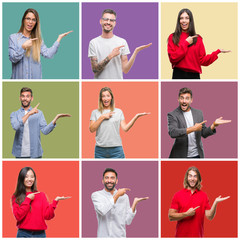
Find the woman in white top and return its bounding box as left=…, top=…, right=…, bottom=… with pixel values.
left=89, top=87, right=150, bottom=158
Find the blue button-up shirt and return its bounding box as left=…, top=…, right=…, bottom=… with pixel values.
left=10, top=107, right=56, bottom=158
left=8, top=33, right=60, bottom=79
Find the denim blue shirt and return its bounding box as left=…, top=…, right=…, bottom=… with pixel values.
left=8, top=33, right=60, bottom=79
left=10, top=107, right=56, bottom=158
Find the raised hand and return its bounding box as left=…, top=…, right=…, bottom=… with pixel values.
left=55, top=196, right=72, bottom=201
left=133, top=197, right=149, bottom=204
left=186, top=35, right=198, bottom=44
left=103, top=111, right=115, bottom=120
left=214, top=117, right=231, bottom=127
left=194, top=120, right=207, bottom=131
left=22, top=38, right=38, bottom=50
left=27, top=192, right=40, bottom=200
left=135, top=43, right=152, bottom=54
left=29, top=103, right=40, bottom=116
left=215, top=195, right=230, bottom=204
left=220, top=49, right=231, bottom=53
left=136, top=112, right=151, bottom=118
left=109, top=45, right=125, bottom=59
left=57, top=30, right=73, bottom=43
left=185, top=206, right=200, bottom=217
left=52, top=113, right=71, bottom=125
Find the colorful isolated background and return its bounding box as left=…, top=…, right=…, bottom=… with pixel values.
left=161, top=161, right=237, bottom=237
left=161, top=82, right=237, bottom=158
left=82, top=2, right=158, bottom=79
left=2, top=161, right=79, bottom=237
left=82, top=82, right=158, bottom=158
left=82, top=161, right=158, bottom=237
left=161, top=2, right=237, bottom=79
left=2, top=82, right=79, bottom=158
left=3, top=2, right=79, bottom=79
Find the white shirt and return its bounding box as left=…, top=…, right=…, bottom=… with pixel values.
left=91, top=188, right=136, bottom=238
left=21, top=110, right=30, bottom=157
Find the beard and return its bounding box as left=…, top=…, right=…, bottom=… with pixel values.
left=104, top=182, right=116, bottom=191
left=21, top=100, right=31, bottom=108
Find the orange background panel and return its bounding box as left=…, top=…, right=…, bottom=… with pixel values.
left=82, top=82, right=158, bottom=158
left=2, top=161, right=79, bottom=238
left=161, top=161, right=237, bottom=237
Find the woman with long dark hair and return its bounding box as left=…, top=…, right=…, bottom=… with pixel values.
left=89, top=87, right=150, bottom=158
left=167, top=8, right=230, bottom=79
left=9, top=8, right=72, bottom=79
left=12, top=167, right=70, bottom=238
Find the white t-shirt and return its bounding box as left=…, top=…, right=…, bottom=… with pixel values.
left=183, top=110, right=199, bottom=157
left=90, top=108, right=125, bottom=147
left=88, top=35, right=130, bottom=79
left=21, top=111, right=30, bottom=157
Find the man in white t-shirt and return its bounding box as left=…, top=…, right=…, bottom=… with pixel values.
left=88, top=9, right=152, bottom=79
left=167, top=87, right=231, bottom=158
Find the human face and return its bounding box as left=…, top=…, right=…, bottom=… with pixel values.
left=179, top=12, right=190, bottom=32
left=100, top=13, right=116, bottom=33
left=178, top=93, right=192, bottom=112
left=23, top=12, right=37, bottom=34
left=20, top=91, right=33, bottom=109
left=24, top=170, right=35, bottom=191
left=101, top=91, right=112, bottom=109
left=187, top=170, right=198, bottom=189
left=102, top=171, right=118, bottom=192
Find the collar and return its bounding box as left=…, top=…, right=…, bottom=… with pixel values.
left=103, top=188, right=117, bottom=196
left=20, top=106, right=32, bottom=112
left=184, top=188, right=199, bottom=195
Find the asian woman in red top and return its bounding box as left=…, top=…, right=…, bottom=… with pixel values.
left=11, top=167, right=71, bottom=238
left=168, top=8, right=230, bottom=79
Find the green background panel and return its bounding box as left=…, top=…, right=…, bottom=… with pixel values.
left=3, top=2, right=79, bottom=79
left=3, top=82, right=79, bottom=158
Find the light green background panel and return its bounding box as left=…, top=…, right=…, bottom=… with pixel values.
left=2, top=82, right=79, bottom=158
left=3, top=3, right=79, bottom=79
left=161, top=2, right=237, bottom=79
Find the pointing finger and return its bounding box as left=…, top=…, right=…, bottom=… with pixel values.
left=200, top=120, right=207, bottom=125
left=33, top=192, right=40, bottom=195
left=192, top=35, right=198, bottom=38
left=117, top=45, right=125, bottom=49
left=193, top=206, right=200, bottom=210
left=31, top=38, right=38, bottom=41
left=35, top=103, right=40, bottom=109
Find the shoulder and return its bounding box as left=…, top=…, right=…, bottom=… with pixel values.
left=197, top=34, right=203, bottom=40
left=113, top=35, right=128, bottom=44
left=168, top=107, right=180, bottom=116
left=91, top=109, right=99, bottom=115
left=89, top=36, right=101, bottom=44
left=197, top=190, right=208, bottom=197
left=91, top=190, right=103, bottom=198
left=173, top=189, right=186, bottom=198
left=9, top=33, right=19, bottom=39
left=11, top=108, right=21, bottom=116
left=191, top=107, right=203, bottom=115
left=114, top=108, right=123, bottom=113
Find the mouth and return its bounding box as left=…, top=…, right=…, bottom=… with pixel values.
left=181, top=23, right=188, bottom=28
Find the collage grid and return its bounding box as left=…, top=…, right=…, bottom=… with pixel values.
left=0, top=0, right=239, bottom=239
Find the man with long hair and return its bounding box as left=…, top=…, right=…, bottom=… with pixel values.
left=88, top=9, right=151, bottom=79
left=10, top=87, right=71, bottom=158
left=167, top=87, right=231, bottom=158
left=91, top=168, right=148, bottom=237
left=168, top=166, right=230, bottom=237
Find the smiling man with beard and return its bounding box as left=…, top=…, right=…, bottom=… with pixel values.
left=10, top=87, right=71, bottom=158
left=168, top=166, right=230, bottom=237
left=91, top=168, right=149, bottom=237
left=88, top=9, right=152, bottom=79
left=167, top=87, right=231, bottom=158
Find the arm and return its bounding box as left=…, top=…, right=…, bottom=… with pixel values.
left=39, top=111, right=56, bottom=135
left=8, top=35, right=26, bottom=63
left=205, top=196, right=230, bottom=220
left=89, top=112, right=114, bottom=133
left=131, top=197, right=149, bottom=213
left=52, top=114, right=71, bottom=125
left=121, top=43, right=152, bottom=74
left=91, top=192, right=114, bottom=216
left=42, top=193, right=58, bottom=220
left=120, top=112, right=150, bottom=132
left=168, top=206, right=200, bottom=221
left=209, top=117, right=231, bottom=131
left=11, top=196, right=32, bottom=221
left=167, top=34, right=190, bottom=64
left=10, top=112, right=24, bottom=131
left=167, top=113, right=187, bottom=138
left=40, top=40, right=60, bottom=59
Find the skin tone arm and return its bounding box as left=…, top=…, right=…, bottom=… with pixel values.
left=27, top=192, right=71, bottom=201
left=186, top=36, right=231, bottom=53
left=120, top=112, right=150, bottom=132
left=121, top=43, right=152, bottom=74
left=168, top=206, right=200, bottom=221
left=205, top=196, right=230, bottom=220
left=186, top=117, right=231, bottom=134
left=56, top=30, right=73, bottom=43
left=89, top=112, right=115, bottom=133
left=113, top=188, right=149, bottom=213
left=22, top=103, right=71, bottom=125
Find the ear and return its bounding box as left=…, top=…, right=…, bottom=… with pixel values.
left=102, top=179, right=104, bottom=185
left=191, top=97, right=193, bottom=104
left=99, top=18, right=102, bottom=25
left=31, top=96, right=34, bottom=102
left=116, top=178, right=118, bottom=185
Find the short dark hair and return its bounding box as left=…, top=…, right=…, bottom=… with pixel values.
left=20, top=87, right=33, bottom=96
left=103, top=168, right=118, bottom=178
left=102, top=9, right=117, bottom=17
left=178, top=87, right=192, bottom=98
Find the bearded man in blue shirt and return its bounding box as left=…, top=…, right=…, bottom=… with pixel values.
left=10, top=87, right=71, bottom=158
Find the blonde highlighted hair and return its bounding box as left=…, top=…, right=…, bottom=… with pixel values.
left=183, top=166, right=202, bottom=190
left=98, top=87, right=115, bottom=113
left=19, top=8, right=42, bottom=62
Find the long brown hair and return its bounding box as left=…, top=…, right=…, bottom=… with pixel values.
left=98, top=87, right=115, bottom=113
left=183, top=166, right=202, bottom=190
left=18, top=8, right=42, bottom=62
